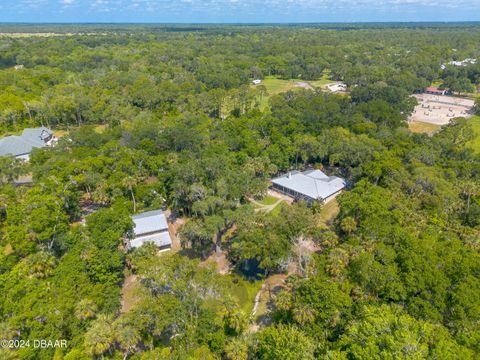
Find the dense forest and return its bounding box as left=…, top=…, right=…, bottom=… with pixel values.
left=0, top=24, right=480, bottom=359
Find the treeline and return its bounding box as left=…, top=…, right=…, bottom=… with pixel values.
left=1, top=25, right=480, bottom=132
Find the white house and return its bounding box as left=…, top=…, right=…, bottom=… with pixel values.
left=252, top=79, right=262, bottom=85
left=271, top=169, right=346, bottom=203
left=129, top=210, right=172, bottom=251
left=0, top=127, right=55, bottom=161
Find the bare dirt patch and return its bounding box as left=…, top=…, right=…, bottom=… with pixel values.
left=294, top=82, right=314, bottom=90
left=410, top=94, right=474, bottom=125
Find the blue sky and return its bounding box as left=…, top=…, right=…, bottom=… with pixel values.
left=0, top=0, right=479, bottom=23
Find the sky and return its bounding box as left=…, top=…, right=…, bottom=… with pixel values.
left=0, top=0, right=479, bottom=23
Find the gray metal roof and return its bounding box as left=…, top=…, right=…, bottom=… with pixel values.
left=130, top=231, right=172, bottom=249
left=0, top=127, right=53, bottom=157
left=132, top=209, right=169, bottom=236
left=21, top=127, right=53, bottom=144
left=272, top=170, right=346, bottom=201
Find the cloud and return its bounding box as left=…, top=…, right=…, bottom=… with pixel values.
left=1, top=0, right=479, bottom=21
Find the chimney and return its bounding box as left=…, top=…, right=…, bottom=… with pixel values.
left=287, top=172, right=291, bottom=179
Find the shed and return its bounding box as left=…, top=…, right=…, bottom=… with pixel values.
left=130, top=210, right=172, bottom=250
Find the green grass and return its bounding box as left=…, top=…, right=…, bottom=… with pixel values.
left=229, top=276, right=262, bottom=314
left=308, top=71, right=334, bottom=87
left=257, top=195, right=279, bottom=206
left=409, top=121, right=442, bottom=135
left=467, top=116, right=480, bottom=153
left=269, top=201, right=287, bottom=217
left=254, top=76, right=303, bottom=111
left=259, top=76, right=302, bottom=94
left=253, top=75, right=329, bottom=111
left=318, top=199, right=340, bottom=227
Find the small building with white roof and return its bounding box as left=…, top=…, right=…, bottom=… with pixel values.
left=129, top=209, right=172, bottom=251
left=271, top=169, right=346, bottom=203
left=326, top=82, right=347, bottom=93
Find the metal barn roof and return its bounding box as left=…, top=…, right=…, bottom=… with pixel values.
left=130, top=231, right=172, bottom=249
left=0, top=127, right=53, bottom=157
left=131, top=209, right=169, bottom=236
left=272, top=170, right=346, bottom=201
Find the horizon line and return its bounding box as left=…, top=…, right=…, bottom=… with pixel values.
left=1, top=21, right=480, bottom=25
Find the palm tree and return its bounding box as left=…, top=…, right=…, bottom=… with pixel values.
left=225, top=309, right=248, bottom=335
left=340, top=216, right=357, bottom=235
left=75, top=299, right=98, bottom=321
left=224, top=337, right=250, bottom=360
left=25, top=252, right=56, bottom=279
left=326, top=248, right=349, bottom=277
left=0, top=193, right=8, bottom=220
left=114, top=322, right=141, bottom=360
left=293, top=303, right=316, bottom=325
left=460, top=180, right=479, bottom=217
left=122, top=176, right=138, bottom=213
left=273, top=290, right=292, bottom=312
left=84, top=314, right=114, bottom=357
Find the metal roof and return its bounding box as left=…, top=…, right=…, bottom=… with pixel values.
left=131, top=209, right=169, bottom=236
left=130, top=231, right=172, bottom=249
left=272, top=170, right=346, bottom=201
left=21, top=127, right=53, bottom=144
left=0, top=127, right=53, bottom=157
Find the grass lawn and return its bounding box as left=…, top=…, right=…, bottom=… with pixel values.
left=259, top=76, right=302, bottom=94
left=409, top=121, right=442, bottom=135
left=254, top=76, right=303, bottom=111
left=257, top=195, right=279, bottom=206
left=467, top=116, right=480, bottom=153
left=269, top=201, right=286, bottom=217
left=318, top=199, right=340, bottom=227
left=94, top=124, right=108, bottom=133
left=253, top=74, right=332, bottom=111
left=309, top=71, right=335, bottom=88
left=229, top=276, right=262, bottom=314
left=53, top=129, right=69, bottom=138
left=120, top=274, right=142, bottom=313
left=252, top=274, right=287, bottom=322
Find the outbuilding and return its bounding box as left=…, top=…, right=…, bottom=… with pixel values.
left=129, top=210, right=172, bottom=251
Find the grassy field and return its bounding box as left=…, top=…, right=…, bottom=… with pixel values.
left=269, top=201, right=286, bottom=217
left=408, top=121, right=442, bottom=135
left=318, top=199, right=340, bottom=227
left=253, top=76, right=304, bottom=111
left=253, top=71, right=334, bottom=111
left=256, top=195, right=279, bottom=206
left=431, top=80, right=444, bottom=88
left=229, top=276, right=263, bottom=314
left=467, top=116, right=480, bottom=153
left=308, top=71, right=335, bottom=87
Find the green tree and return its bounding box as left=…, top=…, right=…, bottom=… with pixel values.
left=255, top=324, right=315, bottom=360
